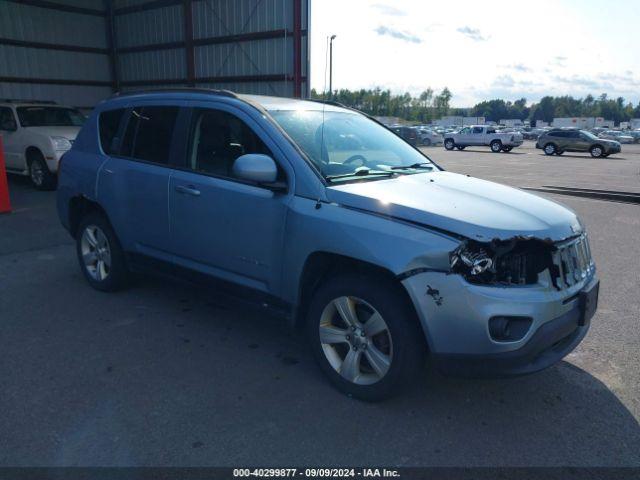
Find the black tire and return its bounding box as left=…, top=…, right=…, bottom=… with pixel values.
left=502, top=146, right=513, bottom=152
left=543, top=143, right=557, bottom=155
left=76, top=212, right=129, bottom=292
left=602, top=154, right=610, bottom=158
left=590, top=145, right=604, bottom=158
left=490, top=140, right=502, bottom=153
left=444, top=138, right=455, bottom=150
left=306, top=273, right=425, bottom=401
left=456, top=146, right=465, bottom=150
left=556, top=150, right=564, bottom=155
left=27, top=150, right=56, bottom=190
left=422, top=138, right=432, bottom=147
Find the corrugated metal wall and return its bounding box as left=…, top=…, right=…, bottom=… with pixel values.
left=0, top=0, right=112, bottom=107
left=0, top=0, right=309, bottom=107
left=114, top=0, right=309, bottom=97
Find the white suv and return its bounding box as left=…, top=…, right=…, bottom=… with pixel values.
left=0, top=101, right=85, bottom=190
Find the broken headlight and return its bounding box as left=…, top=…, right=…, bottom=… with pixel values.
left=450, top=243, right=493, bottom=276
left=450, top=239, right=555, bottom=285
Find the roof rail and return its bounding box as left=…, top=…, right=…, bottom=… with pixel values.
left=109, top=87, right=238, bottom=100
left=306, top=98, right=348, bottom=109
left=0, top=99, right=58, bottom=104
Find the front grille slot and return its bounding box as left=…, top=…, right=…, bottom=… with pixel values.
left=552, top=235, right=594, bottom=289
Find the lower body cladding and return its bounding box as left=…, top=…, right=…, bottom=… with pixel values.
left=402, top=271, right=599, bottom=377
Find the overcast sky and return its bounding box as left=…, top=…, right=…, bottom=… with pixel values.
left=309, top=0, right=640, bottom=107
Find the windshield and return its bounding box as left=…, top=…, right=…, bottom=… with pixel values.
left=269, top=110, right=436, bottom=181
left=17, top=107, right=85, bottom=127
left=580, top=130, right=598, bottom=140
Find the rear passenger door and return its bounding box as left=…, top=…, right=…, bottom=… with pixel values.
left=98, top=105, right=181, bottom=257
left=168, top=104, right=291, bottom=295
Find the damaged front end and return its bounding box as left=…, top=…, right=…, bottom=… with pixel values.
left=449, top=235, right=592, bottom=289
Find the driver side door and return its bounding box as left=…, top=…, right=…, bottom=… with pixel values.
left=168, top=105, right=292, bottom=295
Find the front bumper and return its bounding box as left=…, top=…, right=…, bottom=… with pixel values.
left=402, top=271, right=598, bottom=378
left=605, top=144, right=621, bottom=154
left=44, top=150, right=68, bottom=173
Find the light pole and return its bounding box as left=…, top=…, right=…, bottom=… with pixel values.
left=329, top=35, right=336, bottom=98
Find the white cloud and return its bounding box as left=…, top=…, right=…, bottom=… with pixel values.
left=374, top=25, right=422, bottom=44
left=456, top=26, right=488, bottom=41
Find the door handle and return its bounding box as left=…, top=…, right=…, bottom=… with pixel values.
left=175, top=185, right=201, bottom=196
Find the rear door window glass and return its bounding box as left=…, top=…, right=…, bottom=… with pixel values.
left=98, top=108, right=126, bottom=154
left=121, top=106, right=179, bottom=165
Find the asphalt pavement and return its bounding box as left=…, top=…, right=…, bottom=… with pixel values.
left=1, top=142, right=639, bottom=467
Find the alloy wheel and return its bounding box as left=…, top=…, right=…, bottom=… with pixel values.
left=319, top=296, right=393, bottom=385
left=80, top=225, right=111, bottom=281
left=30, top=161, right=44, bottom=186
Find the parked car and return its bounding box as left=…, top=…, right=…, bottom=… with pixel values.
left=598, top=130, right=634, bottom=144
left=388, top=125, right=418, bottom=146
left=536, top=129, right=621, bottom=157
left=444, top=125, right=523, bottom=152
left=57, top=89, right=599, bottom=401
left=0, top=100, right=86, bottom=189
left=627, top=130, right=640, bottom=143
left=417, top=128, right=443, bottom=146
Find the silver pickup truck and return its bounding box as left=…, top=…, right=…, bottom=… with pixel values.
left=444, top=125, right=524, bottom=153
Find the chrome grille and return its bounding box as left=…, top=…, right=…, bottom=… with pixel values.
left=552, top=234, right=595, bottom=289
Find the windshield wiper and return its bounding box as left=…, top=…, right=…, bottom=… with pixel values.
left=325, top=168, right=396, bottom=182
left=389, top=162, right=434, bottom=170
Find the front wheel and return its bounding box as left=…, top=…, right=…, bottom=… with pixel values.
left=76, top=213, right=129, bottom=292
left=28, top=151, right=56, bottom=190
left=490, top=140, right=502, bottom=153
left=444, top=139, right=455, bottom=150
left=306, top=274, right=425, bottom=401
left=543, top=143, right=557, bottom=155
left=590, top=145, right=604, bottom=158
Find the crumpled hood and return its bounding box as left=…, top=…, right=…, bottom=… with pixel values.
left=25, top=126, right=80, bottom=140
left=326, top=171, right=582, bottom=242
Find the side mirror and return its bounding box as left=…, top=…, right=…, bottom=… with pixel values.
left=232, top=154, right=278, bottom=185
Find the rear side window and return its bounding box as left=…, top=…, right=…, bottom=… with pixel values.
left=98, top=108, right=126, bottom=154
left=121, top=106, right=179, bottom=165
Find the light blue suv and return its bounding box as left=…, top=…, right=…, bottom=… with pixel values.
left=57, top=89, right=599, bottom=400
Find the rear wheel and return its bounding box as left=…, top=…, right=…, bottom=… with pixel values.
left=27, top=151, right=56, bottom=190
left=422, top=138, right=432, bottom=147
left=76, top=212, right=129, bottom=292
left=490, top=140, right=502, bottom=153
left=543, top=143, right=557, bottom=155
left=590, top=145, right=604, bottom=158
left=444, top=138, right=455, bottom=150
left=306, top=273, right=425, bottom=401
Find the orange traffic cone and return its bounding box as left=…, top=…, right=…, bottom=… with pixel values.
left=0, top=135, right=12, bottom=214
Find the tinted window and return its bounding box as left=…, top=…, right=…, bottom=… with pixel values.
left=472, top=127, right=483, bottom=134
left=98, top=108, right=126, bottom=154
left=549, top=131, right=565, bottom=137
left=0, top=107, right=17, bottom=130
left=187, top=108, right=272, bottom=178
left=122, top=106, right=179, bottom=164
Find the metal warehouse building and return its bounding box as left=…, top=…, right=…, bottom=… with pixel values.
left=0, top=0, right=310, bottom=108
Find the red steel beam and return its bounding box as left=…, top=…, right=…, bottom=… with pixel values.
left=292, top=0, right=302, bottom=98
